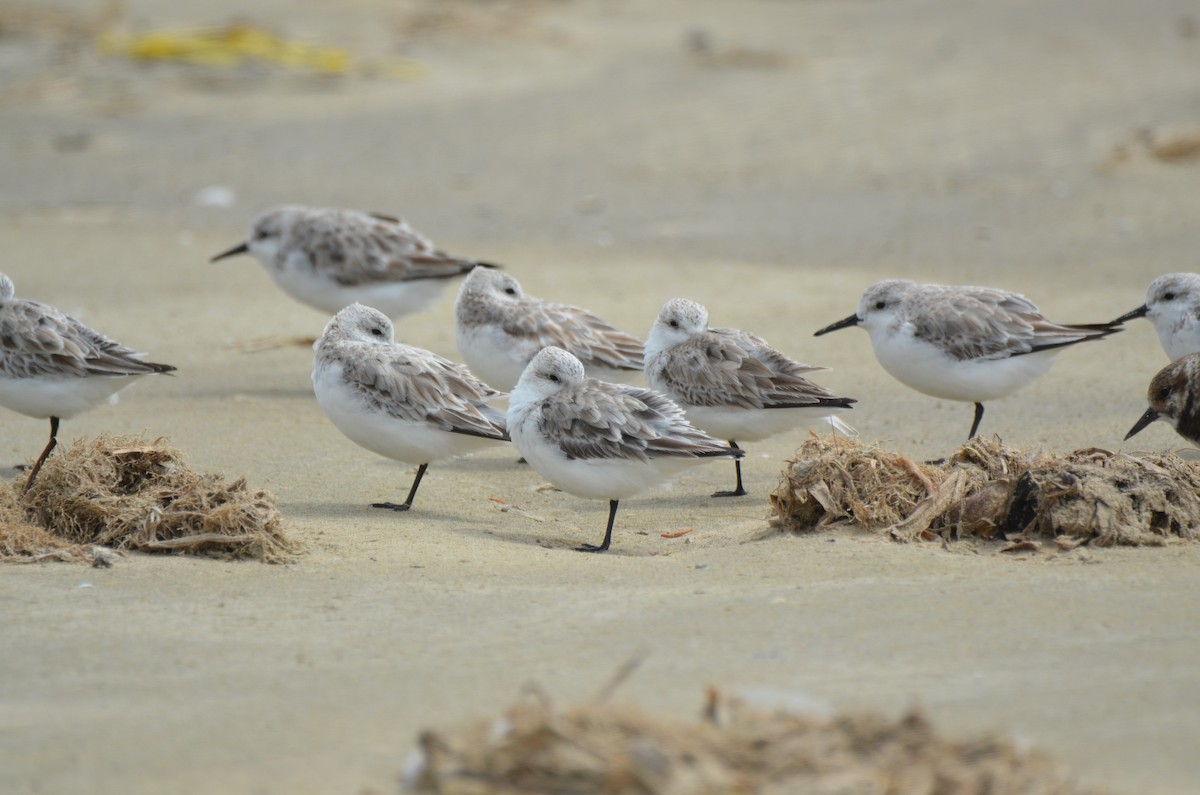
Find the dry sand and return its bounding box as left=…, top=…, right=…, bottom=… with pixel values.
left=2, top=0, right=1200, bottom=792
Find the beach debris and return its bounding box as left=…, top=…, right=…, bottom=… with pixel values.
left=98, top=24, right=352, bottom=73
left=489, top=497, right=545, bottom=522
left=1138, top=124, right=1200, bottom=163
left=1107, top=123, right=1200, bottom=168
left=1, top=434, right=299, bottom=564
left=224, top=334, right=318, bottom=353
left=770, top=435, right=1200, bottom=549
left=403, top=687, right=1106, bottom=794
left=96, top=23, right=424, bottom=80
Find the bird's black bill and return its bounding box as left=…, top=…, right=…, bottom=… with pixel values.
left=1124, top=407, right=1161, bottom=441
left=1110, top=304, right=1149, bottom=326
left=813, top=314, right=860, bottom=336
left=210, top=242, right=250, bottom=263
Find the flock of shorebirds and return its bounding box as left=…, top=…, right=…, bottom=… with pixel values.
left=2, top=205, right=1198, bottom=551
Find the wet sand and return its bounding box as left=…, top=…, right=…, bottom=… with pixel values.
left=2, top=1, right=1200, bottom=793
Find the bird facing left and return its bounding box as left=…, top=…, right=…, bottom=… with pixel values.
left=212, top=205, right=497, bottom=319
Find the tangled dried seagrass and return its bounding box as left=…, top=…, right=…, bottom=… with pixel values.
left=1, top=434, right=298, bottom=563
left=406, top=688, right=1105, bottom=795
left=770, top=435, right=1200, bottom=549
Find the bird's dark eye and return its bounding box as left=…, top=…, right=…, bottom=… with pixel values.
left=1164, top=292, right=1177, bottom=301
left=1158, top=387, right=1171, bottom=399
left=874, top=300, right=886, bottom=310
left=253, top=229, right=270, bottom=240
left=370, top=327, right=384, bottom=337
left=504, top=287, right=517, bottom=296
left=547, top=372, right=560, bottom=383
left=668, top=319, right=679, bottom=329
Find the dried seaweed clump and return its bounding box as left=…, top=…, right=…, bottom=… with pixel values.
left=770, top=435, right=1200, bottom=549
left=3, top=434, right=299, bottom=563
left=406, top=690, right=1104, bottom=795
left=0, top=485, right=92, bottom=563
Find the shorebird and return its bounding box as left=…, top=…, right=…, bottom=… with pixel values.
left=311, top=303, right=508, bottom=512
left=455, top=267, right=643, bottom=391
left=815, top=279, right=1119, bottom=438
left=645, top=298, right=855, bottom=496
left=213, top=205, right=496, bottom=319
left=1110, top=273, right=1200, bottom=361
left=507, top=346, right=742, bottom=552
left=0, top=272, right=175, bottom=492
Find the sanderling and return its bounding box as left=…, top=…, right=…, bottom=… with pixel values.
left=312, top=303, right=509, bottom=512
left=1110, top=273, right=1200, bottom=361
left=0, top=272, right=176, bottom=492
left=814, top=279, right=1119, bottom=438
left=212, top=205, right=496, bottom=319
left=507, top=346, right=742, bottom=552
left=1124, top=352, right=1200, bottom=445
left=455, top=267, right=643, bottom=391
left=644, top=298, right=856, bottom=497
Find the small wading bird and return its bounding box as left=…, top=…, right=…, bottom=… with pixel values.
left=212, top=205, right=498, bottom=319
left=1124, top=352, right=1200, bottom=446
left=455, top=266, right=644, bottom=391
left=1110, top=273, right=1200, bottom=362
left=312, top=303, right=509, bottom=512
left=814, top=279, right=1120, bottom=438
left=644, top=298, right=855, bottom=497
left=507, top=347, right=742, bottom=553
left=0, top=272, right=175, bottom=492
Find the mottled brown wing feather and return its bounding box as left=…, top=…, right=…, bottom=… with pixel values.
left=538, top=381, right=731, bottom=461
left=504, top=301, right=644, bottom=372
left=306, top=212, right=478, bottom=286
left=339, top=344, right=507, bottom=439
left=912, top=287, right=1109, bottom=361
left=0, top=299, right=172, bottom=379
left=653, top=329, right=850, bottom=409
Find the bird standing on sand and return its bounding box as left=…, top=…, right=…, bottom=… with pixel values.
left=644, top=298, right=855, bottom=497
left=312, top=303, right=509, bottom=512
left=0, top=272, right=176, bottom=492
left=212, top=205, right=496, bottom=319
left=814, top=279, right=1119, bottom=438
left=507, top=347, right=742, bottom=553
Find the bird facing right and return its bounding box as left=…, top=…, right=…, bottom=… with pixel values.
left=1124, top=352, right=1200, bottom=446
left=507, top=346, right=742, bottom=553
left=0, top=272, right=176, bottom=492
left=813, top=279, right=1120, bottom=439
left=1110, top=273, right=1200, bottom=361
left=455, top=267, right=644, bottom=391
left=312, top=303, right=509, bottom=513
left=644, top=298, right=856, bottom=497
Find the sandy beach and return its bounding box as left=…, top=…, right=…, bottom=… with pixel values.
left=3, top=1, right=1200, bottom=792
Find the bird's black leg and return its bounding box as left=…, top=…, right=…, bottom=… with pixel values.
left=711, top=440, right=748, bottom=498
left=968, top=403, right=985, bottom=439
left=22, top=417, right=60, bottom=494
left=372, top=463, right=428, bottom=512
left=577, top=499, right=618, bottom=552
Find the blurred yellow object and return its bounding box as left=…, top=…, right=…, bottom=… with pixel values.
left=97, top=24, right=378, bottom=77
